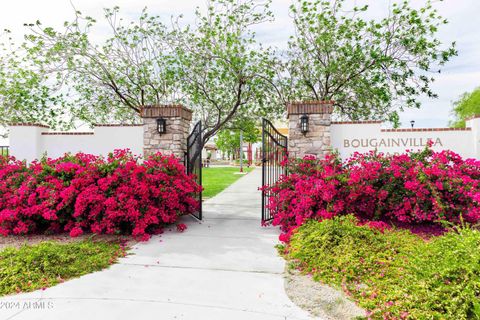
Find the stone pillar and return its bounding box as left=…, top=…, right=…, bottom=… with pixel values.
left=140, top=105, right=193, bottom=158
left=287, top=101, right=334, bottom=159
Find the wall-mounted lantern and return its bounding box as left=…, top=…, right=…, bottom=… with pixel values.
left=410, top=120, right=415, bottom=128
left=157, top=117, right=166, bottom=134
left=300, top=114, right=309, bottom=134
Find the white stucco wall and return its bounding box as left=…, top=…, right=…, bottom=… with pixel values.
left=8, top=116, right=480, bottom=163
left=331, top=119, right=479, bottom=160
left=9, top=124, right=143, bottom=162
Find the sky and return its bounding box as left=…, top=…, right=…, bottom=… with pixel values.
left=0, top=0, right=479, bottom=128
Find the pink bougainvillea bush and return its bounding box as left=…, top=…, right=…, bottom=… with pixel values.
left=0, top=150, right=201, bottom=240
left=265, top=147, right=480, bottom=242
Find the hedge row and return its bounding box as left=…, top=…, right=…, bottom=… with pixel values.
left=0, top=150, right=201, bottom=240
left=264, top=147, right=480, bottom=241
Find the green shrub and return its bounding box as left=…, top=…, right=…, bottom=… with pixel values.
left=0, top=240, right=123, bottom=296
left=285, top=216, right=480, bottom=319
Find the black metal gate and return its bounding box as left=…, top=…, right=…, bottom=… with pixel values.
left=186, top=121, right=203, bottom=220
left=261, top=118, right=288, bottom=223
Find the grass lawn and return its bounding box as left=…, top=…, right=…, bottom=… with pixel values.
left=0, top=239, right=125, bottom=296
left=282, top=215, right=480, bottom=319
left=202, top=166, right=254, bottom=198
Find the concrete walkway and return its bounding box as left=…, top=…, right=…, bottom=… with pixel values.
left=0, top=168, right=314, bottom=320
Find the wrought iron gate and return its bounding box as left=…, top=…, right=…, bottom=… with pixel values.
left=186, top=121, right=203, bottom=220
left=261, top=119, right=288, bottom=223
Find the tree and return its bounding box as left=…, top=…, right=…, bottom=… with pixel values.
left=281, top=0, right=457, bottom=125
left=14, top=1, right=281, bottom=142
left=22, top=7, right=180, bottom=125
left=214, top=118, right=259, bottom=158
left=450, top=87, right=480, bottom=128
left=173, top=0, right=280, bottom=145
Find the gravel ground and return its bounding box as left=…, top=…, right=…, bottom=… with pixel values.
left=0, top=233, right=137, bottom=251
left=284, top=267, right=366, bottom=320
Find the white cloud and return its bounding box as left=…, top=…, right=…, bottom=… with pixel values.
left=0, top=0, right=479, bottom=128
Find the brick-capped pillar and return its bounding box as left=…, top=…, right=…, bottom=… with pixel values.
left=140, top=105, right=192, bottom=158
left=287, top=101, right=334, bottom=159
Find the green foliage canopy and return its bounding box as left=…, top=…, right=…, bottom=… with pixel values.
left=9, top=1, right=279, bottom=144
left=282, top=0, right=457, bottom=125
left=21, top=7, right=181, bottom=126
left=214, top=119, right=259, bottom=156
left=450, top=87, right=480, bottom=128
left=0, top=0, right=458, bottom=131
left=174, top=0, right=280, bottom=144
left=0, top=32, right=70, bottom=129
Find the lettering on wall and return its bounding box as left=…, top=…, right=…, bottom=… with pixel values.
left=343, top=137, right=443, bottom=149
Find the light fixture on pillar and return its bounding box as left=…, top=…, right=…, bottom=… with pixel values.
left=410, top=120, right=415, bottom=128
left=157, top=117, right=166, bottom=134
left=300, top=114, right=309, bottom=135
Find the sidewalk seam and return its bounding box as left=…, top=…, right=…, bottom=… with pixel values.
left=118, top=262, right=283, bottom=275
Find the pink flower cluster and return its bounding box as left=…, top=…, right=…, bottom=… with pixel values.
left=265, top=148, right=480, bottom=242
left=0, top=150, right=201, bottom=240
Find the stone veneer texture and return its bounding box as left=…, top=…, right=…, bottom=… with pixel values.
left=287, top=101, right=333, bottom=159
left=141, top=105, right=192, bottom=158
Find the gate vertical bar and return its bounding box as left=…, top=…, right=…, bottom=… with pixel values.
left=198, top=121, right=203, bottom=219
left=261, top=120, right=266, bottom=222
left=186, top=121, right=203, bottom=220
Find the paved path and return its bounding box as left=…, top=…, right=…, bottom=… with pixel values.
left=0, top=168, right=314, bottom=320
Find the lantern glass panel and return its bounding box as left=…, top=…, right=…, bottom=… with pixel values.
left=157, top=118, right=166, bottom=134
left=300, top=114, right=309, bottom=134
